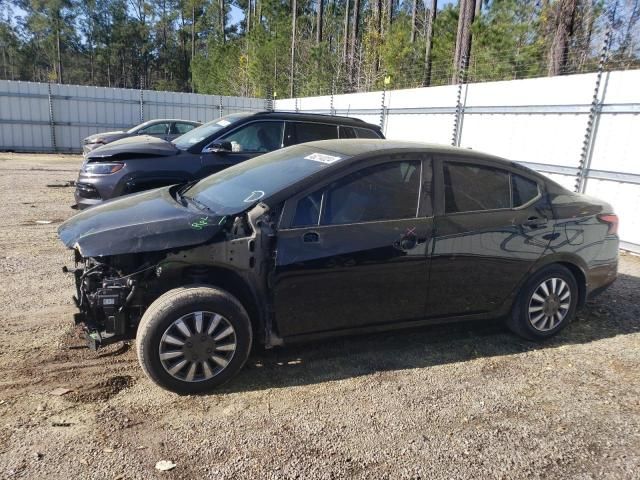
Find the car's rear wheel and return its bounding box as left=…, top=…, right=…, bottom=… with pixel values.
left=136, top=286, right=252, bottom=393
left=507, top=265, right=578, bottom=340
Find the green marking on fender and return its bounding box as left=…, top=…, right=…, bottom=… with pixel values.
left=190, top=217, right=210, bottom=230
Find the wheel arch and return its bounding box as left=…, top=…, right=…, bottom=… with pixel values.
left=528, top=253, right=588, bottom=308
left=175, top=264, right=267, bottom=343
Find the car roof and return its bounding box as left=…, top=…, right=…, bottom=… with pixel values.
left=298, top=139, right=505, bottom=161
left=144, top=118, right=201, bottom=123
left=250, top=111, right=381, bottom=130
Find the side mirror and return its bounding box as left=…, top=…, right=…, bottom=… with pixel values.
left=202, top=141, right=232, bottom=154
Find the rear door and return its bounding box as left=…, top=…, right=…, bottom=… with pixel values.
left=273, top=154, right=434, bottom=337
left=427, top=157, right=554, bottom=317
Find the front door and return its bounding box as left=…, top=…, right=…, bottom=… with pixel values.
left=427, top=158, right=554, bottom=317
left=273, top=157, right=434, bottom=338
left=199, top=120, right=285, bottom=177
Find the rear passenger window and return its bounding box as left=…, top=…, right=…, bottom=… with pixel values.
left=354, top=127, right=381, bottom=139
left=444, top=163, right=510, bottom=214
left=512, top=174, right=539, bottom=207
left=293, top=123, right=338, bottom=143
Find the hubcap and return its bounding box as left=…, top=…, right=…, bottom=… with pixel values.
left=159, top=311, right=237, bottom=382
left=528, top=277, right=571, bottom=332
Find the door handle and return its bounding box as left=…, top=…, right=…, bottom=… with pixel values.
left=522, top=216, right=548, bottom=229
left=302, top=231, right=320, bottom=243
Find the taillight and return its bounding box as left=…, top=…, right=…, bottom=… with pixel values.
left=597, top=214, right=619, bottom=235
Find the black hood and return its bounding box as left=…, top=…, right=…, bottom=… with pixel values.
left=86, top=135, right=180, bottom=160
left=58, top=187, right=227, bottom=257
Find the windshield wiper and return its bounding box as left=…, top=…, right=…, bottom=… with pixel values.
left=180, top=193, right=214, bottom=213
left=177, top=179, right=198, bottom=196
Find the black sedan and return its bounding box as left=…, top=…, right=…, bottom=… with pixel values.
left=58, top=140, right=619, bottom=393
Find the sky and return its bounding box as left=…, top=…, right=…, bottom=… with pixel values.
left=5, top=1, right=457, bottom=31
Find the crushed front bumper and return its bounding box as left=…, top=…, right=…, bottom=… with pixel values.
left=64, top=260, right=135, bottom=350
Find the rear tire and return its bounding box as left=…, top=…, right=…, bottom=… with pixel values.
left=136, top=285, right=252, bottom=394
left=507, top=265, right=578, bottom=341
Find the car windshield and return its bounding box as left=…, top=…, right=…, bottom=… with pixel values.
left=172, top=113, right=252, bottom=150
left=184, top=144, right=348, bottom=215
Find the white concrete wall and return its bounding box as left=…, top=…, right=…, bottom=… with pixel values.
left=276, top=70, right=640, bottom=250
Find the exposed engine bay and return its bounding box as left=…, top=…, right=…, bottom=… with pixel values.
left=64, top=203, right=279, bottom=350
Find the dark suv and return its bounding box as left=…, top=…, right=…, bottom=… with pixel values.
left=74, top=111, right=383, bottom=209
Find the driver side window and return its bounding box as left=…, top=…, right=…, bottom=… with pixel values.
left=218, top=121, right=284, bottom=153
left=291, top=161, right=422, bottom=227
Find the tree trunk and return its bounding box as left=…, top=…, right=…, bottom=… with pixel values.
left=342, top=0, right=350, bottom=63
left=423, top=0, right=437, bottom=86
left=290, top=0, right=297, bottom=97
left=191, top=4, right=196, bottom=91
left=475, top=0, right=482, bottom=17
left=1, top=44, right=7, bottom=80
left=547, top=0, right=578, bottom=76
left=316, top=0, right=324, bottom=44
left=348, top=0, right=361, bottom=85
left=410, top=0, right=418, bottom=42
left=247, top=0, right=251, bottom=33
left=452, top=0, right=475, bottom=83
left=219, top=0, right=225, bottom=43
left=55, top=21, right=63, bottom=83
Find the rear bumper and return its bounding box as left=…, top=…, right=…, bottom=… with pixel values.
left=586, top=261, right=618, bottom=300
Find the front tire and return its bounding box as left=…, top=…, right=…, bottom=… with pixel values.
left=507, top=265, right=578, bottom=341
left=136, top=286, right=252, bottom=394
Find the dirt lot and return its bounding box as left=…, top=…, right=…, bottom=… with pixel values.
left=0, top=152, right=638, bottom=479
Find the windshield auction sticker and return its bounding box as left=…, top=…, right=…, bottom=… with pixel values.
left=305, top=153, right=341, bottom=164
left=216, top=119, right=231, bottom=127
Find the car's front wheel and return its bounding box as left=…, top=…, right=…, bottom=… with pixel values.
left=136, top=286, right=252, bottom=393
left=507, top=264, right=579, bottom=340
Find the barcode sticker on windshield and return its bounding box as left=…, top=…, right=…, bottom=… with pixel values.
left=305, top=153, right=341, bottom=164
left=216, top=119, right=231, bottom=127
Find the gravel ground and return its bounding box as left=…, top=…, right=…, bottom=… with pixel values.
left=0, top=153, right=639, bottom=480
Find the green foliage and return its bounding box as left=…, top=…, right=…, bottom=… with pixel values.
left=0, top=0, right=638, bottom=96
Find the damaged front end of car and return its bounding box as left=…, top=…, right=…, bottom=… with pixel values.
left=59, top=185, right=279, bottom=351
left=65, top=250, right=160, bottom=349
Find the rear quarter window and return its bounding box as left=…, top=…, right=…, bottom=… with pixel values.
left=354, top=127, right=382, bottom=139
left=512, top=174, right=540, bottom=207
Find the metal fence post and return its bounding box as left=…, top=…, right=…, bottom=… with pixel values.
left=219, top=95, right=223, bottom=118
left=575, top=13, right=614, bottom=194
left=47, top=82, right=57, bottom=152
left=451, top=56, right=468, bottom=147
left=139, top=86, right=144, bottom=123
left=265, top=87, right=274, bottom=111
left=379, top=76, right=390, bottom=131
left=330, top=80, right=335, bottom=116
